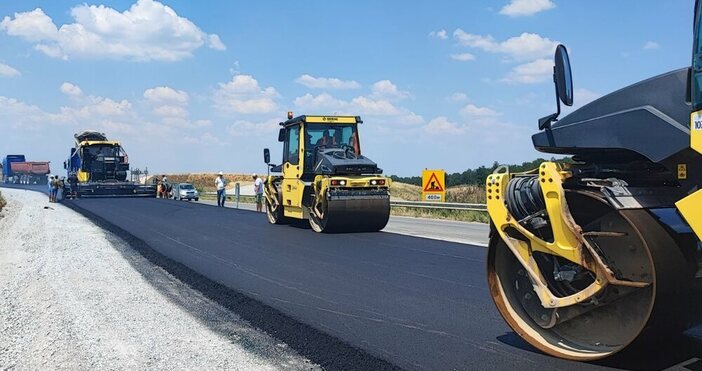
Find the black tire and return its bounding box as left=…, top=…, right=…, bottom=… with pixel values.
left=487, top=191, right=689, bottom=361
left=266, top=197, right=288, bottom=225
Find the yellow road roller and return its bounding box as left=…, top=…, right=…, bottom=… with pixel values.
left=263, top=113, right=390, bottom=232
left=485, top=9, right=702, bottom=361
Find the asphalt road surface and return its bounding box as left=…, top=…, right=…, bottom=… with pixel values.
left=3, top=184, right=701, bottom=370
left=195, top=198, right=490, bottom=246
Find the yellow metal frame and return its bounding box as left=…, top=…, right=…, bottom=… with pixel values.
left=679, top=110, right=702, bottom=241
left=676, top=189, right=702, bottom=241
left=304, top=116, right=358, bottom=124
left=486, top=162, right=647, bottom=309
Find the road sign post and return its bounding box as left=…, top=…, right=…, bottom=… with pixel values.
left=235, top=182, right=240, bottom=208
left=421, top=169, right=446, bottom=202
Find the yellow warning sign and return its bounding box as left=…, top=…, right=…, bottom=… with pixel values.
left=422, top=169, right=446, bottom=202
left=678, top=164, right=687, bottom=180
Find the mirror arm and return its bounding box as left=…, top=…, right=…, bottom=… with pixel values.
left=538, top=80, right=561, bottom=130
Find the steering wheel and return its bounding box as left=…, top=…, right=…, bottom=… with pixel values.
left=340, top=144, right=358, bottom=157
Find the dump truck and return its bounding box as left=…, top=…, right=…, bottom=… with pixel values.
left=263, top=113, right=390, bottom=232
left=10, top=161, right=50, bottom=185
left=2, top=155, right=50, bottom=184
left=484, top=7, right=702, bottom=361
left=64, top=131, right=156, bottom=197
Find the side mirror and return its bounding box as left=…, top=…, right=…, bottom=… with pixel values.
left=264, top=148, right=270, bottom=164
left=63, top=161, right=67, bottom=170
left=554, top=45, right=573, bottom=106
left=278, top=128, right=285, bottom=142
left=538, top=44, right=574, bottom=130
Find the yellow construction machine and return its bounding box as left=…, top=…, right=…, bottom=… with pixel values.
left=485, top=5, right=702, bottom=361
left=263, top=113, right=391, bottom=232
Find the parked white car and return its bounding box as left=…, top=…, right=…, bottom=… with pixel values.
left=172, top=183, right=199, bottom=201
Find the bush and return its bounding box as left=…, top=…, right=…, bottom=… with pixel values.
left=0, top=191, right=6, bottom=212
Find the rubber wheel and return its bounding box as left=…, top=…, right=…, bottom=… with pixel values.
left=487, top=190, right=689, bottom=361
left=308, top=209, right=327, bottom=233
left=266, top=197, right=288, bottom=225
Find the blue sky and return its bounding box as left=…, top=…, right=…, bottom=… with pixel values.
left=0, top=0, right=693, bottom=176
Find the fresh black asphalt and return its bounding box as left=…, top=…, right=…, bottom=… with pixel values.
left=3, top=185, right=700, bottom=370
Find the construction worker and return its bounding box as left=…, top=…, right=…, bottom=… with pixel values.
left=253, top=173, right=264, bottom=212
left=316, top=129, right=336, bottom=147
left=48, top=176, right=54, bottom=202
left=215, top=171, right=226, bottom=207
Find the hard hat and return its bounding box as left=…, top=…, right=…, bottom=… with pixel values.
left=252, top=173, right=257, bottom=177
left=218, top=171, right=224, bottom=175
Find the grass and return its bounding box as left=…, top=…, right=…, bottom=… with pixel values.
left=391, top=207, right=489, bottom=223
left=388, top=181, right=488, bottom=223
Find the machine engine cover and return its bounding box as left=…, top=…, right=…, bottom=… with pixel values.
left=313, top=149, right=380, bottom=175
left=532, top=68, right=691, bottom=162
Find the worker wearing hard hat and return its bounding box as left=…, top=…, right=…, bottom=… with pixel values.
left=215, top=171, right=226, bottom=207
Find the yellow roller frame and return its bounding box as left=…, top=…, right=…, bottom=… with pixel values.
left=676, top=110, right=702, bottom=241
left=486, top=162, right=647, bottom=309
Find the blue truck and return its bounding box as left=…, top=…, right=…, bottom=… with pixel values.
left=2, top=155, right=26, bottom=183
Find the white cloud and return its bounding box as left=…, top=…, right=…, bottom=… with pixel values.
left=351, top=96, right=403, bottom=116
left=144, top=86, right=189, bottom=104
left=60, top=82, right=83, bottom=97
left=502, top=58, right=553, bottom=84
left=208, top=34, right=226, bottom=51
left=499, top=0, right=555, bottom=17
left=0, top=8, right=57, bottom=42
left=453, top=30, right=558, bottom=61
left=573, top=88, right=601, bottom=105
left=153, top=105, right=188, bottom=118
left=183, top=132, right=226, bottom=146
left=295, top=74, right=361, bottom=90
left=293, top=92, right=348, bottom=112
left=227, top=118, right=279, bottom=137
left=450, top=53, right=476, bottom=61
left=428, top=29, right=448, bottom=40
left=0, top=63, right=21, bottom=77
left=60, top=96, right=133, bottom=121
left=370, top=80, right=410, bottom=100
left=0, top=0, right=226, bottom=61
left=424, top=116, right=464, bottom=135
left=460, top=104, right=501, bottom=117
left=213, top=74, right=279, bottom=114
left=293, top=92, right=421, bottom=124
left=643, top=41, right=660, bottom=50
left=449, top=92, right=469, bottom=102
left=0, top=96, right=62, bottom=129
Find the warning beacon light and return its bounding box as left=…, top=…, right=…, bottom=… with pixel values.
left=287, top=111, right=294, bottom=120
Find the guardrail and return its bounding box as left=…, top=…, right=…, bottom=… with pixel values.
left=202, top=191, right=488, bottom=212
left=390, top=200, right=487, bottom=211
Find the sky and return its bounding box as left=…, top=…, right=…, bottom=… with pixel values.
left=0, top=0, right=694, bottom=176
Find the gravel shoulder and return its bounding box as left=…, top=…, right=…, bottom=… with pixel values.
left=0, top=188, right=319, bottom=370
